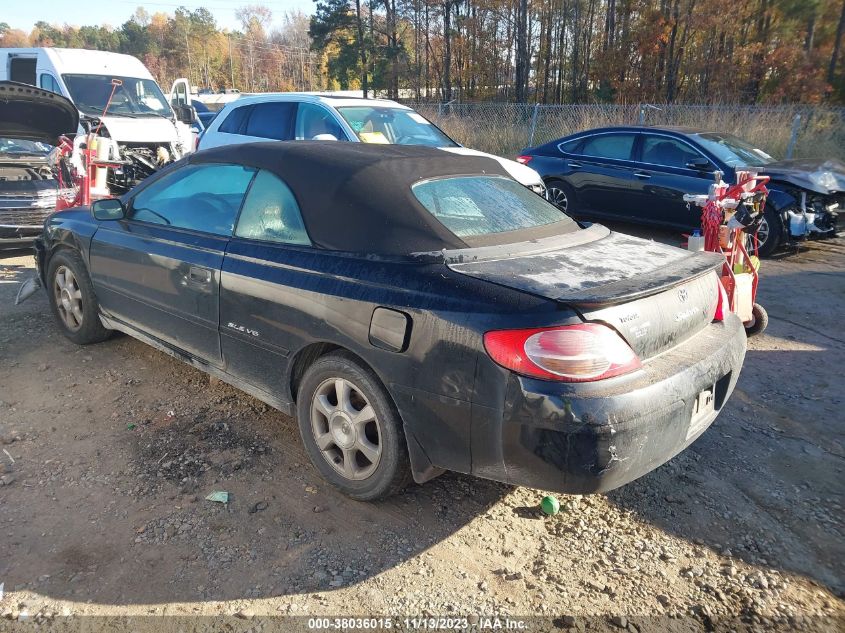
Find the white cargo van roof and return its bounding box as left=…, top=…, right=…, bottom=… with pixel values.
left=3, top=48, right=155, bottom=80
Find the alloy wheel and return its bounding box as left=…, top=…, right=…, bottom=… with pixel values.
left=547, top=187, right=568, bottom=213
left=53, top=266, right=84, bottom=331
left=755, top=217, right=770, bottom=249
left=310, top=377, right=382, bottom=480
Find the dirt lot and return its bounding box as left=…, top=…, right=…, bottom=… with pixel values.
left=0, top=230, right=843, bottom=632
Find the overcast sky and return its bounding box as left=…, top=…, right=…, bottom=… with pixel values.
left=4, top=0, right=314, bottom=33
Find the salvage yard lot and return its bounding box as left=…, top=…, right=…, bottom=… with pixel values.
left=0, top=228, right=843, bottom=631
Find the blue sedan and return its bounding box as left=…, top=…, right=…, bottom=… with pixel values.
left=520, top=126, right=842, bottom=256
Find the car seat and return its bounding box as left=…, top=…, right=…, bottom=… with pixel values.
left=306, top=115, right=340, bottom=140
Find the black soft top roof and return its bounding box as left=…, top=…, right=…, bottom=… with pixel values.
left=191, top=141, right=513, bottom=255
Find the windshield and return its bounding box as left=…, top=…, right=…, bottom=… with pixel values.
left=0, top=138, right=52, bottom=155
left=694, top=132, right=775, bottom=168
left=336, top=106, right=459, bottom=147
left=412, top=175, right=576, bottom=239
left=61, top=74, right=172, bottom=118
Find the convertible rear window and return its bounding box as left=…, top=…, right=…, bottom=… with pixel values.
left=412, top=176, right=577, bottom=240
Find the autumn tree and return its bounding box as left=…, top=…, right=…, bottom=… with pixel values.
left=311, top=0, right=371, bottom=95
left=5, top=0, right=841, bottom=104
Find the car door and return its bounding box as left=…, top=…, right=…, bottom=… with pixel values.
left=565, top=132, right=639, bottom=218
left=169, top=77, right=191, bottom=108
left=218, top=169, right=319, bottom=397
left=630, top=133, right=718, bottom=228
left=88, top=162, right=257, bottom=365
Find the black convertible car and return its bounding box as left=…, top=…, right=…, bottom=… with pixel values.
left=520, top=126, right=843, bottom=256
left=20, top=142, right=746, bottom=500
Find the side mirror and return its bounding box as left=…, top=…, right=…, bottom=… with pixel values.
left=176, top=104, right=196, bottom=125
left=92, top=198, right=125, bottom=220
left=686, top=157, right=711, bottom=171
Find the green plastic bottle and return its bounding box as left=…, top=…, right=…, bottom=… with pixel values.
left=541, top=495, right=560, bottom=515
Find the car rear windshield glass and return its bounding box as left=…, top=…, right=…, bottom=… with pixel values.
left=336, top=106, right=458, bottom=147
left=694, top=133, right=774, bottom=167
left=412, top=176, right=577, bottom=239
left=0, top=138, right=51, bottom=155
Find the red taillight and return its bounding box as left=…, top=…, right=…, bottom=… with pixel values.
left=713, top=277, right=729, bottom=322
left=483, top=323, right=642, bottom=382
left=516, top=155, right=533, bottom=165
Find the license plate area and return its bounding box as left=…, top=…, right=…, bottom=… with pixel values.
left=686, top=386, right=715, bottom=440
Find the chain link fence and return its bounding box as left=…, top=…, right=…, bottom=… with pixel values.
left=409, top=102, right=845, bottom=161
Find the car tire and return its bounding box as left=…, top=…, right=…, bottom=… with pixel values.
left=296, top=351, right=412, bottom=501
left=46, top=249, right=112, bottom=345
left=744, top=303, right=769, bottom=337
left=545, top=179, right=576, bottom=215
left=751, top=206, right=783, bottom=258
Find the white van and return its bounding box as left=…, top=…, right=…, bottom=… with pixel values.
left=0, top=47, right=195, bottom=194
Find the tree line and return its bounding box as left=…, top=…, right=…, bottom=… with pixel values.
left=0, top=6, right=321, bottom=93
left=2, top=1, right=844, bottom=104
left=312, top=0, right=845, bottom=103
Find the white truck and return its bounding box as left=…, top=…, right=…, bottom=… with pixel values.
left=0, top=47, right=195, bottom=194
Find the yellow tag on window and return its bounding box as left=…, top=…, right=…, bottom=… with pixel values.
left=359, top=131, right=389, bottom=144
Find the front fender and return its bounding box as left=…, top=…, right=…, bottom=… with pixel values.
left=41, top=209, right=98, bottom=278
left=764, top=187, right=798, bottom=237
left=765, top=187, right=798, bottom=212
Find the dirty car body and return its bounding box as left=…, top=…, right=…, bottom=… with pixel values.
left=30, top=142, right=746, bottom=495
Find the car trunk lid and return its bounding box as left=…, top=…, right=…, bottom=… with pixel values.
left=445, top=224, right=723, bottom=360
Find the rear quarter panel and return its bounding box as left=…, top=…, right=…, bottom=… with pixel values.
left=526, top=151, right=569, bottom=181
left=219, top=244, right=565, bottom=474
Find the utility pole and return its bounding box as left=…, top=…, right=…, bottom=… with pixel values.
left=227, top=34, right=235, bottom=89
left=308, top=52, right=314, bottom=91
left=184, top=27, right=193, bottom=87
left=829, top=0, right=845, bottom=84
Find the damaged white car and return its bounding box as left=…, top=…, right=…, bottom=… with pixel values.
left=0, top=47, right=195, bottom=195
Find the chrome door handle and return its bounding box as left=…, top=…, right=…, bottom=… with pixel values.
left=568, top=161, right=582, bottom=168
left=633, top=172, right=651, bottom=179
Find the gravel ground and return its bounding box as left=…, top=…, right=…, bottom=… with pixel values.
left=0, top=230, right=843, bottom=633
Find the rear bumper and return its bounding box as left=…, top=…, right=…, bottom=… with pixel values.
left=470, top=314, right=747, bottom=494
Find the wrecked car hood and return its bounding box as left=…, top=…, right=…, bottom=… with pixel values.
left=758, top=158, right=845, bottom=195
left=98, top=115, right=181, bottom=144
left=0, top=81, right=78, bottom=145
left=446, top=224, right=722, bottom=307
